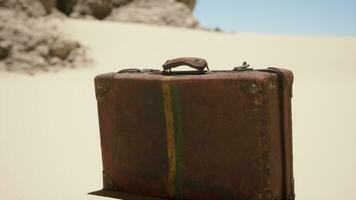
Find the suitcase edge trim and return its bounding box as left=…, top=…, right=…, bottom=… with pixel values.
left=259, top=68, right=295, bottom=200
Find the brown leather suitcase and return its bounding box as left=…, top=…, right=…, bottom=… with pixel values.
left=91, top=57, right=295, bottom=200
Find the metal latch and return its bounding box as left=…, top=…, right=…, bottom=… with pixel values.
left=233, top=61, right=253, bottom=71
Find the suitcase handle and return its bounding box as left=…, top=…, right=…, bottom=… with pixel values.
left=162, top=57, right=209, bottom=72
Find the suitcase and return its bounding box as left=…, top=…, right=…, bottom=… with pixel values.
left=91, top=57, right=295, bottom=200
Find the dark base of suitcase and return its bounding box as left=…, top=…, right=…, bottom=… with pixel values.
left=89, top=190, right=166, bottom=200
left=89, top=189, right=294, bottom=200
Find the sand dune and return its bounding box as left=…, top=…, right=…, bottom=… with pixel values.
left=0, top=19, right=355, bottom=200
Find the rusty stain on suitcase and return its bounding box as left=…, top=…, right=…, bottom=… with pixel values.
left=91, top=57, right=295, bottom=200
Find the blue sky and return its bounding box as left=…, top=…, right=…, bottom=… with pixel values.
left=194, top=0, right=356, bottom=36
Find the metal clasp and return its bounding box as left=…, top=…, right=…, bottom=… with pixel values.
left=233, top=61, right=252, bottom=71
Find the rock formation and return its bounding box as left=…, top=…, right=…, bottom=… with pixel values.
left=0, top=0, right=201, bottom=74
left=0, top=3, right=88, bottom=74
left=177, top=0, right=196, bottom=10
left=63, top=0, right=199, bottom=28
left=107, top=0, right=198, bottom=28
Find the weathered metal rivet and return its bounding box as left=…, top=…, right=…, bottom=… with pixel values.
left=97, top=82, right=103, bottom=89
left=250, top=83, right=258, bottom=94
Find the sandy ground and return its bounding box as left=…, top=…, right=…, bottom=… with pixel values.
left=0, top=19, right=356, bottom=200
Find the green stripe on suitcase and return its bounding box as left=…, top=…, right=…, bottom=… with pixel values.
left=162, top=84, right=183, bottom=199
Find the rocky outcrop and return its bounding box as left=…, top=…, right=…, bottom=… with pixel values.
left=0, top=0, right=199, bottom=27
left=56, top=0, right=77, bottom=16
left=68, top=0, right=198, bottom=27
left=39, top=0, right=56, bottom=14
left=107, top=0, right=198, bottom=28
left=70, top=0, right=112, bottom=19
left=49, top=40, right=80, bottom=60
left=0, top=46, right=10, bottom=60
left=112, top=0, right=132, bottom=7
left=0, top=0, right=47, bottom=17
left=0, top=8, right=88, bottom=74
left=89, top=0, right=113, bottom=19
left=0, top=0, right=201, bottom=74
left=177, top=0, right=196, bottom=10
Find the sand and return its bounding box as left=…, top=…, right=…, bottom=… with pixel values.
left=0, top=19, right=355, bottom=200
